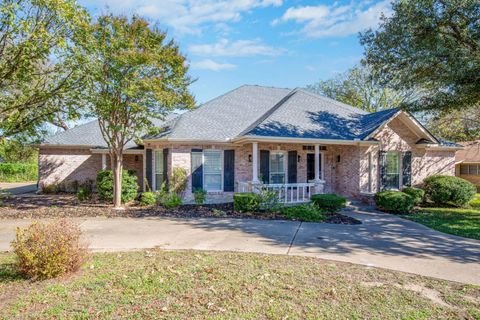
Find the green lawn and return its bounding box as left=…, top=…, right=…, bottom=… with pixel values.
left=403, top=206, right=480, bottom=240
left=1, top=250, right=479, bottom=319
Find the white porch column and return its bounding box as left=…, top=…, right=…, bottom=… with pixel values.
left=313, top=144, right=324, bottom=194
left=101, top=154, right=107, bottom=170
left=252, top=142, right=260, bottom=183
left=314, top=144, right=320, bottom=182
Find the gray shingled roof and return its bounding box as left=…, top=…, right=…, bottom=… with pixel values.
left=43, top=85, right=441, bottom=147
left=43, top=115, right=177, bottom=148
left=244, top=89, right=400, bottom=140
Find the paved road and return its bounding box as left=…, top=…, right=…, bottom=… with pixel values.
left=1, top=206, right=479, bottom=285
left=0, top=182, right=37, bottom=195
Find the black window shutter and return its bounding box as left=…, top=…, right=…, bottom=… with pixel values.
left=163, top=148, right=169, bottom=186
left=402, top=151, right=412, bottom=187
left=260, top=150, right=270, bottom=184
left=191, top=149, right=203, bottom=192
left=223, top=150, right=235, bottom=192
left=379, top=151, right=387, bottom=191
left=145, top=149, right=153, bottom=191
left=288, top=151, right=297, bottom=183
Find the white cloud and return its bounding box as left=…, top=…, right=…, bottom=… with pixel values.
left=190, top=59, right=236, bottom=71
left=273, top=1, right=392, bottom=38
left=82, top=0, right=283, bottom=34
left=189, top=38, right=281, bottom=57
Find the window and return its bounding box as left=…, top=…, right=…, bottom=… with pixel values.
left=460, top=164, right=480, bottom=175
left=154, top=150, right=164, bottom=191
left=203, top=150, right=222, bottom=191
left=384, top=151, right=400, bottom=189
left=270, top=151, right=285, bottom=184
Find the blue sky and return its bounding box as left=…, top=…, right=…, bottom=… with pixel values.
left=79, top=0, right=392, bottom=104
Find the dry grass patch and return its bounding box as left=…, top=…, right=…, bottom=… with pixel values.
left=0, top=250, right=479, bottom=319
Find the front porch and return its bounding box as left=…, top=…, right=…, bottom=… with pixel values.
left=237, top=142, right=334, bottom=204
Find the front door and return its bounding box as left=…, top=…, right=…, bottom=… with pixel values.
left=307, top=154, right=315, bottom=182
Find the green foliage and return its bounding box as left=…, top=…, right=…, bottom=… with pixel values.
left=11, top=219, right=88, bottom=280
left=76, top=186, right=92, bottom=202
left=0, top=0, right=90, bottom=138
left=360, top=0, right=480, bottom=113
left=160, top=193, right=182, bottom=209
left=306, top=65, right=414, bottom=112
left=96, top=170, right=139, bottom=203
left=233, top=193, right=261, bottom=213
left=0, top=163, right=38, bottom=182
left=0, top=139, right=37, bottom=163
left=171, top=168, right=188, bottom=196
left=311, top=194, right=347, bottom=212
left=402, top=187, right=425, bottom=205
left=193, top=188, right=207, bottom=205
left=470, top=194, right=480, bottom=209
left=139, top=192, right=157, bottom=206
left=424, top=175, right=477, bottom=207
left=375, top=191, right=414, bottom=214
left=427, top=108, right=480, bottom=142
left=258, top=189, right=281, bottom=212
left=281, top=203, right=326, bottom=222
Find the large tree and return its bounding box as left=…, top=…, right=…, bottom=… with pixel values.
left=0, top=0, right=89, bottom=138
left=426, top=107, right=480, bottom=142
left=306, top=65, right=415, bottom=112
left=78, top=15, right=194, bottom=208
left=360, top=0, right=480, bottom=112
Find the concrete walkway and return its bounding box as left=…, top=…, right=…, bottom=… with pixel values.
left=1, top=206, right=479, bottom=285
left=0, top=182, right=37, bottom=195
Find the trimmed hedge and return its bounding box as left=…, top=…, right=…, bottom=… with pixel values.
left=423, top=175, right=476, bottom=207
left=233, top=193, right=260, bottom=212
left=281, top=203, right=326, bottom=222
left=0, top=163, right=38, bottom=182
left=96, top=170, right=139, bottom=203
left=139, top=192, right=157, bottom=206
left=311, top=194, right=346, bottom=212
left=375, top=191, right=414, bottom=214
left=402, top=187, right=425, bottom=205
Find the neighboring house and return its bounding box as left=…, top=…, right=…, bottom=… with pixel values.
left=38, top=85, right=461, bottom=203
left=455, top=140, right=480, bottom=191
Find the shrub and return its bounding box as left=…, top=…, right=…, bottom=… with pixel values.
left=470, top=194, right=480, bottom=209
left=170, top=167, right=187, bottom=196
left=0, top=163, right=38, bottom=182
left=402, top=187, right=425, bottom=205
left=258, top=189, right=281, bottom=212
left=281, top=203, right=326, bottom=222
left=233, top=193, right=261, bottom=212
left=311, top=194, right=347, bottom=212
left=423, top=175, right=477, bottom=207
left=193, top=188, right=207, bottom=205
left=375, top=191, right=414, bottom=213
left=161, top=192, right=182, bottom=209
left=139, top=192, right=157, bottom=206
left=11, top=220, right=88, bottom=280
left=76, top=186, right=92, bottom=201
left=96, top=170, right=139, bottom=203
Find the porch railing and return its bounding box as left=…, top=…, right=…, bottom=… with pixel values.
left=238, top=181, right=317, bottom=204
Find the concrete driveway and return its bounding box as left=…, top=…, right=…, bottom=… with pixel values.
left=1, top=205, right=479, bottom=285
left=0, top=182, right=37, bottom=195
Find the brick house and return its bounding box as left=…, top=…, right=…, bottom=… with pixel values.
left=455, top=140, right=480, bottom=191
left=38, top=85, right=461, bottom=203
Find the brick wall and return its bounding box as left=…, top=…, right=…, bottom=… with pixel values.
left=39, top=147, right=144, bottom=192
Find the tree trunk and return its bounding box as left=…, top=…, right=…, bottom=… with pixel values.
left=112, top=152, right=123, bottom=209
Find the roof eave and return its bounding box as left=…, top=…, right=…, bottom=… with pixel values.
left=232, top=135, right=379, bottom=146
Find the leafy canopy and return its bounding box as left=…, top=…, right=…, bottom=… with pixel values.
left=306, top=65, right=416, bottom=112
left=0, top=0, right=90, bottom=138
left=360, top=0, right=480, bottom=112
left=78, top=15, right=194, bottom=152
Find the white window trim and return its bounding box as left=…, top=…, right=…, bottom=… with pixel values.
left=269, top=150, right=287, bottom=184
left=384, top=151, right=402, bottom=190
left=203, top=149, right=224, bottom=192
left=153, top=149, right=164, bottom=191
